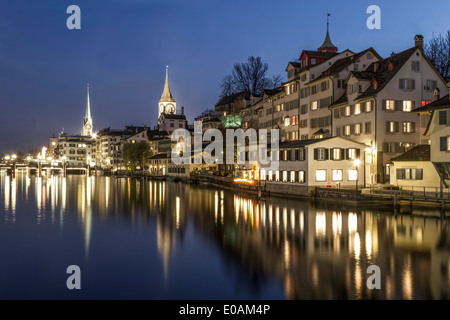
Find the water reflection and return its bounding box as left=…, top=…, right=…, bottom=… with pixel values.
left=0, top=171, right=449, bottom=299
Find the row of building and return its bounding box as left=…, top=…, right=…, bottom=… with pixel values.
left=44, top=24, right=450, bottom=193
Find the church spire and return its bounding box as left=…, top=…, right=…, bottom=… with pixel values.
left=159, top=66, right=176, bottom=103
left=85, top=84, right=92, bottom=121
left=83, top=83, right=93, bottom=136
left=318, top=13, right=338, bottom=53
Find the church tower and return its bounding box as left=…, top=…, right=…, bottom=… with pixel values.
left=158, top=66, right=177, bottom=119
left=318, top=14, right=338, bottom=53
left=82, top=84, right=93, bottom=136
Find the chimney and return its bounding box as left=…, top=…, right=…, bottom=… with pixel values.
left=434, top=88, right=441, bottom=101
left=415, top=34, right=424, bottom=48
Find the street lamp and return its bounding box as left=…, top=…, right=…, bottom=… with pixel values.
left=354, top=159, right=361, bottom=191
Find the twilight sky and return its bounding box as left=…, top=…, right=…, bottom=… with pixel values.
left=0, top=0, right=449, bottom=153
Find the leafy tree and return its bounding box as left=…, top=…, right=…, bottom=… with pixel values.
left=122, top=141, right=153, bottom=172
left=424, top=31, right=450, bottom=82
left=220, top=56, right=282, bottom=97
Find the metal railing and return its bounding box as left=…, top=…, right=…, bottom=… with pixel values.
left=369, top=185, right=450, bottom=200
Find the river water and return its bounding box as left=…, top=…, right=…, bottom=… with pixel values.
left=0, top=172, right=449, bottom=299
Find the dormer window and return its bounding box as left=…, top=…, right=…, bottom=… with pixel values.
left=372, top=79, right=378, bottom=89
left=388, top=62, right=394, bottom=71
left=311, top=58, right=316, bottom=65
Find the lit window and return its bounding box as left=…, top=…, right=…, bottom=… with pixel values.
left=290, top=171, right=296, bottom=183
left=403, top=101, right=412, bottom=112
left=386, top=100, right=395, bottom=110
left=354, top=104, right=361, bottom=115
left=333, top=148, right=341, bottom=160
left=285, top=117, right=290, bottom=127
left=260, top=169, right=266, bottom=180
left=298, top=171, right=305, bottom=183
left=315, top=170, right=327, bottom=182
left=403, top=122, right=415, bottom=133
left=282, top=171, right=288, bottom=182
left=355, top=123, right=361, bottom=135
left=348, top=170, right=358, bottom=181
left=345, top=106, right=351, bottom=116
left=348, top=148, right=356, bottom=160
left=275, top=171, right=280, bottom=182
left=365, top=101, right=372, bottom=112
left=345, top=125, right=351, bottom=136
left=332, top=169, right=343, bottom=181
left=311, top=101, right=318, bottom=110
left=268, top=170, right=273, bottom=181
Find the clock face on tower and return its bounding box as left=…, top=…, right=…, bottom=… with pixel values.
left=159, top=105, right=165, bottom=113
left=167, top=104, right=175, bottom=114
left=85, top=124, right=92, bottom=130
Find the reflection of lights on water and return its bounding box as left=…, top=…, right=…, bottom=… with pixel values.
left=402, top=257, right=414, bottom=300
left=354, top=232, right=361, bottom=259
left=312, top=263, right=319, bottom=288
left=415, top=228, right=423, bottom=243
left=315, top=212, right=326, bottom=237
left=366, top=230, right=372, bottom=259
left=176, top=196, right=180, bottom=229
left=220, top=191, right=224, bottom=225
left=348, top=213, right=358, bottom=234
left=290, top=209, right=295, bottom=233
left=105, top=177, right=110, bottom=210
left=283, top=207, right=287, bottom=233
left=234, top=195, right=239, bottom=223
left=332, top=212, right=342, bottom=236
left=299, top=211, right=304, bottom=232
left=268, top=204, right=273, bottom=228
left=62, top=177, right=66, bottom=212
left=283, top=240, right=290, bottom=268
left=4, top=175, right=10, bottom=211
left=214, top=191, right=218, bottom=224
left=275, top=207, right=280, bottom=230
left=354, top=262, right=362, bottom=299
left=36, top=177, right=42, bottom=220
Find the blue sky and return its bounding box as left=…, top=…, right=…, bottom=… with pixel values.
left=0, top=0, right=449, bottom=153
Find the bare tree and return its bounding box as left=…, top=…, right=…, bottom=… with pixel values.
left=424, top=31, right=450, bottom=82
left=220, top=56, right=281, bottom=97
left=220, top=75, right=237, bottom=98
left=269, top=74, right=283, bottom=89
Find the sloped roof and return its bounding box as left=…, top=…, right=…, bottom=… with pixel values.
left=215, top=91, right=251, bottom=107
left=412, top=94, right=450, bottom=112
left=163, top=113, right=186, bottom=120
left=354, top=46, right=418, bottom=100
left=279, top=138, right=329, bottom=149
left=390, top=145, right=430, bottom=162
left=329, top=92, right=348, bottom=108
left=302, top=50, right=337, bottom=58
left=307, top=48, right=381, bottom=84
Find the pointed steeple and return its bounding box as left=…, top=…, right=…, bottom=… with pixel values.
left=159, top=66, right=176, bottom=103
left=83, top=84, right=93, bottom=136
left=318, top=14, right=338, bottom=53
left=84, top=84, right=92, bottom=123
